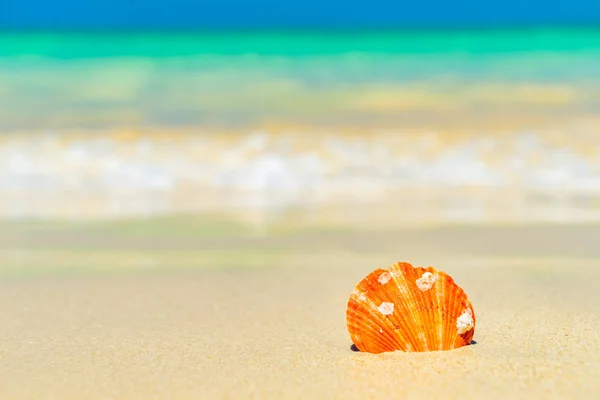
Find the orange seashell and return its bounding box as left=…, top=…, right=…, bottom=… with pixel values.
left=346, top=262, right=476, bottom=353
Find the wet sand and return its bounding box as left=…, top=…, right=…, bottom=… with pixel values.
left=0, top=220, right=599, bottom=399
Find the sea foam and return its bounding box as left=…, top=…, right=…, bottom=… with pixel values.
left=1, top=129, right=600, bottom=223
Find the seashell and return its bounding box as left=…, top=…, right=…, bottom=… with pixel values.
left=346, top=262, right=475, bottom=353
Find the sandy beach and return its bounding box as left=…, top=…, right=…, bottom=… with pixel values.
left=2, top=23, right=600, bottom=400
left=1, top=218, right=599, bottom=399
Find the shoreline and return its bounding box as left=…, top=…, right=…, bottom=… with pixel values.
left=2, top=125, right=600, bottom=221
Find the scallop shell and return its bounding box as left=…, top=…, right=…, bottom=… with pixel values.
left=346, top=262, right=475, bottom=353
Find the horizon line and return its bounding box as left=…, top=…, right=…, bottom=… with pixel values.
left=2, top=21, right=600, bottom=34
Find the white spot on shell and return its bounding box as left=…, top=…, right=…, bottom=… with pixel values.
left=416, top=272, right=437, bottom=291
left=378, top=272, right=391, bottom=285
left=456, top=309, right=474, bottom=334
left=358, top=292, right=367, bottom=302
left=379, top=328, right=383, bottom=333
left=378, top=302, right=394, bottom=315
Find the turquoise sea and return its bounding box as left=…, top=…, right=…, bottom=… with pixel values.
left=1, top=28, right=600, bottom=221
left=1, top=28, right=599, bottom=130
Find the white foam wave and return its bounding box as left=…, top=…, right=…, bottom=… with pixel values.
left=1, top=129, right=600, bottom=220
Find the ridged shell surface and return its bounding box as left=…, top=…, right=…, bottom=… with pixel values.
left=346, top=262, right=475, bottom=353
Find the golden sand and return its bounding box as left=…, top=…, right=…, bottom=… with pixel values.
left=0, top=221, right=599, bottom=399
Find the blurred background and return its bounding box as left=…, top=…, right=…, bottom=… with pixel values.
left=1, top=1, right=600, bottom=275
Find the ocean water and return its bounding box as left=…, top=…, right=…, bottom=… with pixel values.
left=2, top=28, right=600, bottom=130
left=1, top=28, right=600, bottom=221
